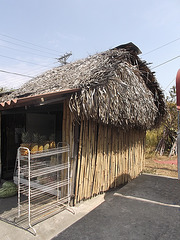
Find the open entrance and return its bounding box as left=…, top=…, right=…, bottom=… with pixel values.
left=1, top=103, right=63, bottom=180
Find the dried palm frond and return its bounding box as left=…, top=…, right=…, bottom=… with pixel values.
left=1, top=44, right=166, bottom=129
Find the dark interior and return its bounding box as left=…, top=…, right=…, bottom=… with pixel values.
left=1, top=103, right=63, bottom=180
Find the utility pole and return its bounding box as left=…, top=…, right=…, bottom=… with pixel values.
left=56, top=52, right=72, bottom=65
left=176, top=69, right=180, bottom=180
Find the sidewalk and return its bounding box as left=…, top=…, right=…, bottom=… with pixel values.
left=53, top=174, right=180, bottom=240
left=0, top=193, right=105, bottom=240
left=1, top=173, right=180, bottom=240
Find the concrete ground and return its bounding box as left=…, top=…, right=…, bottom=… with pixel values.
left=53, top=174, right=180, bottom=240
left=0, top=189, right=105, bottom=240
left=0, top=174, right=180, bottom=240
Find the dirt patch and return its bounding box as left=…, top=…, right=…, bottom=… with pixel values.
left=144, top=155, right=178, bottom=178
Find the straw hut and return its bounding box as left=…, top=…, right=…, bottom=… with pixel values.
left=0, top=42, right=166, bottom=204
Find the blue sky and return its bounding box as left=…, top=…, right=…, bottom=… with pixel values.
left=0, top=0, right=180, bottom=96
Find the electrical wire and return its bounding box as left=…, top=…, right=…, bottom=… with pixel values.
left=0, top=43, right=56, bottom=59
left=0, top=69, right=33, bottom=78
left=0, top=34, right=69, bottom=81
left=151, top=55, right=180, bottom=70
left=0, top=54, right=55, bottom=67
left=0, top=58, right=59, bottom=78
left=0, top=34, right=66, bottom=88
left=1, top=34, right=180, bottom=90
left=0, top=60, right=59, bottom=87
left=0, top=33, right=62, bottom=54
left=164, top=78, right=175, bottom=91
left=141, top=37, right=180, bottom=93
left=0, top=38, right=58, bottom=56
left=1, top=53, right=179, bottom=87
left=142, top=37, right=180, bottom=56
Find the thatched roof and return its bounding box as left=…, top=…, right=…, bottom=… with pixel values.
left=1, top=43, right=166, bottom=129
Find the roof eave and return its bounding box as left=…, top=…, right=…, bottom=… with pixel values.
left=0, top=88, right=80, bottom=111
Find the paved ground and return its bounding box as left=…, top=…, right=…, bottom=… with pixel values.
left=52, top=174, right=180, bottom=240
left=0, top=174, right=180, bottom=240
left=0, top=187, right=105, bottom=240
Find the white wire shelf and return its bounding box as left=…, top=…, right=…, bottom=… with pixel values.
left=18, top=162, right=70, bottom=178
left=13, top=142, right=73, bottom=235
left=19, top=145, right=70, bottom=160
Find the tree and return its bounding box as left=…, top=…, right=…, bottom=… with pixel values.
left=146, top=86, right=178, bottom=156
left=167, top=85, right=176, bottom=103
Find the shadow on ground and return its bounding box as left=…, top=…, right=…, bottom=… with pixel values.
left=52, top=174, right=180, bottom=240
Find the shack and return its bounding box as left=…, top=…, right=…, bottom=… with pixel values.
left=0, top=43, right=166, bottom=204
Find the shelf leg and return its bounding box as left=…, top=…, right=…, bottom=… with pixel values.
left=29, top=223, right=37, bottom=236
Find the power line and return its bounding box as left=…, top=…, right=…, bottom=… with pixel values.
left=0, top=38, right=58, bottom=56
left=0, top=76, right=31, bottom=87
left=0, top=54, right=54, bottom=67
left=0, top=33, right=61, bottom=54
left=0, top=59, right=59, bottom=85
left=0, top=68, right=44, bottom=85
left=0, top=69, right=33, bottom=78
left=0, top=54, right=59, bottom=86
left=0, top=60, right=59, bottom=86
left=142, top=37, right=180, bottom=56
left=151, top=55, right=180, bottom=70
left=164, top=78, right=175, bottom=91
left=141, top=38, right=180, bottom=92
left=0, top=43, right=55, bottom=59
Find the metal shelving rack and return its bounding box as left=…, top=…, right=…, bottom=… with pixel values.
left=13, top=142, right=72, bottom=235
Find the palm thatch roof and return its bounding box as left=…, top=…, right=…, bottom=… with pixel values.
left=1, top=42, right=166, bottom=129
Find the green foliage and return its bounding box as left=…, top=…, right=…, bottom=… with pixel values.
left=0, top=181, right=17, bottom=198
left=146, top=128, right=163, bottom=156
left=2, top=181, right=17, bottom=189
left=165, top=101, right=177, bottom=132
left=146, top=129, right=160, bottom=148
left=146, top=86, right=177, bottom=156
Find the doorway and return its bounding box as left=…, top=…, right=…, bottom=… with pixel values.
left=1, top=103, right=63, bottom=180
